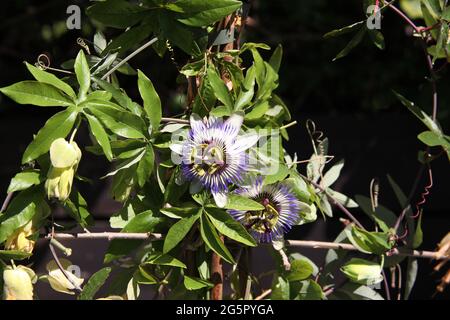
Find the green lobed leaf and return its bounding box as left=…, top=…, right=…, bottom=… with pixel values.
left=199, top=213, right=234, bottom=264
left=404, top=257, right=418, bottom=299
left=163, top=210, right=201, bottom=253
left=393, top=91, right=442, bottom=135
left=321, top=159, right=344, bottom=187
left=86, top=101, right=146, bottom=139
left=184, top=275, right=213, bottom=290
left=103, top=24, right=153, bottom=55
left=145, top=252, right=186, bottom=268
left=22, top=108, right=78, bottom=164
left=137, top=70, right=162, bottom=132
left=205, top=207, right=257, bottom=247
left=85, top=113, right=113, bottom=161
left=0, top=188, right=40, bottom=243
left=136, top=145, right=155, bottom=187
left=345, top=225, right=393, bottom=255
left=168, top=0, right=242, bottom=27
left=223, top=194, right=265, bottom=211
left=74, top=50, right=91, bottom=100
left=292, top=280, right=324, bottom=300
left=79, top=267, right=112, bottom=300
left=86, top=0, right=147, bottom=29
left=271, top=275, right=290, bottom=300
left=332, top=26, right=367, bottom=61
left=207, top=65, right=233, bottom=111
left=0, top=81, right=73, bottom=107
left=25, top=62, right=76, bottom=98
left=104, top=210, right=162, bottom=263
left=7, top=170, right=44, bottom=193
left=413, top=213, right=423, bottom=248
left=65, top=190, right=94, bottom=228
left=286, top=260, right=314, bottom=282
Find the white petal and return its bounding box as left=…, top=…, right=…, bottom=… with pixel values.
left=224, top=113, right=244, bottom=138
left=213, top=191, right=228, bottom=208
left=190, top=113, right=204, bottom=133
left=234, top=133, right=259, bottom=153
left=169, top=142, right=183, bottom=155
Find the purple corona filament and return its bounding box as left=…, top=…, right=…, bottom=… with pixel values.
left=171, top=113, right=258, bottom=207
left=228, top=178, right=300, bottom=243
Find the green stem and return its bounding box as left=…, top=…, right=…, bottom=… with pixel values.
left=101, top=37, right=159, bottom=80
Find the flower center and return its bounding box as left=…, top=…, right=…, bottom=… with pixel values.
left=190, top=141, right=227, bottom=176
left=243, top=194, right=280, bottom=234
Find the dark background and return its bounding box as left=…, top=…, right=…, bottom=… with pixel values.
left=0, top=0, right=448, bottom=300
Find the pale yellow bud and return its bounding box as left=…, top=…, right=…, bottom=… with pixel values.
left=44, top=259, right=84, bottom=295
left=45, top=138, right=81, bottom=201
left=340, top=258, right=383, bottom=286
left=2, top=265, right=36, bottom=300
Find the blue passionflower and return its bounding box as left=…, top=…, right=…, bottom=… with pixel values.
left=228, top=178, right=300, bottom=243
left=170, top=113, right=259, bottom=207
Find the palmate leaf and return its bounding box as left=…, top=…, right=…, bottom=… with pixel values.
left=332, top=26, right=367, bottom=61
left=207, top=65, right=234, bottom=111
left=25, top=62, right=76, bottom=98
left=199, top=213, right=234, bottom=264
left=136, top=145, right=155, bottom=187
left=74, top=50, right=91, bottom=100
left=86, top=0, right=147, bottom=29
left=158, top=11, right=204, bottom=56
left=166, top=0, right=242, bottom=27
left=104, top=210, right=162, bottom=263
left=184, top=275, right=214, bottom=290
left=0, top=187, right=43, bottom=243
left=0, top=81, right=74, bottom=107
left=7, top=170, right=45, bottom=193
left=137, top=70, right=162, bottom=131
left=84, top=113, right=113, bottom=161
left=86, top=101, right=147, bottom=139
left=205, top=207, right=257, bottom=247
left=163, top=210, right=201, bottom=253
left=79, top=267, right=112, bottom=300
left=22, top=107, right=78, bottom=164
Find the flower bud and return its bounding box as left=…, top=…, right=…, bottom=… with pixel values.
left=44, top=259, right=84, bottom=295
left=45, top=138, right=81, bottom=201
left=2, top=265, right=36, bottom=300
left=340, top=258, right=383, bottom=286
left=4, top=221, right=35, bottom=253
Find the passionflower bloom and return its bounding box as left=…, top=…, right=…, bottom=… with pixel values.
left=2, top=265, right=36, bottom=300
left=228, top=178, right=300, bottom=243
left=4, top=220, right=35, bottom=254
left=171, top=113, right=258, bottom=207
left=45, top=138, right=81, bottom=201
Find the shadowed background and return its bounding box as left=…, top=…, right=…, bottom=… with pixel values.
left=0, top=0, right=448, bottom=299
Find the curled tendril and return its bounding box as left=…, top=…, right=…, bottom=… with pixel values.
left=412, top=166, right=433, bottom=219
left=305, top=119, right=334, bottom=165
left=35, top=54, right=73, bottom=75
left=165, top=40, right=180, bottom=71
left=77, top=37, right=90, bottom=55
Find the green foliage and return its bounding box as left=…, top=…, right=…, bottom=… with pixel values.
left=0, top=0, right=444, bottom=301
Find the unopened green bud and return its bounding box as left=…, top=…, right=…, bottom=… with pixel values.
left=340, top=258, right=383, bottom=286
